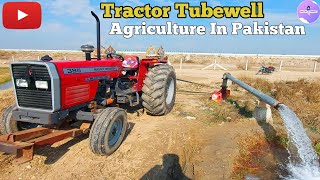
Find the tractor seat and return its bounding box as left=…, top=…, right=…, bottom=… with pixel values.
left=122, top=55, right=140, bottom=71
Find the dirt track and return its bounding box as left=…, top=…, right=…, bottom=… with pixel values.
left=0, top=69, right=320, bottom=180
left=0, top=107, right=262, bottom=180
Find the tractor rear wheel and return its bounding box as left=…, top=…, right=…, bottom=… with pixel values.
left=89, top=107, right=128, bottom=155
left=142, top=64, right=176, bottom=116
left=0, top=105, right=38, bottom=134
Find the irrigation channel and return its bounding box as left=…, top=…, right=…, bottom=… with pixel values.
left=222, top=73, right=320, bottom=179
left=0, top=81, right=12, bottom=90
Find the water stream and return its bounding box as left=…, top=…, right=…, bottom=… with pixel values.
left=0, top=81, right=13, bottom=91
left=278, top=104, right=320, bottom=179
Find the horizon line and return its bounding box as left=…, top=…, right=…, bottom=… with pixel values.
left=0, top=48, right=319, bottom=58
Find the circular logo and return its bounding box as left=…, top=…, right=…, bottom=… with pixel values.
left=297, top=0, right=320, bottom=24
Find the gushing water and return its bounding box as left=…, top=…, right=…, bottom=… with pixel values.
left=278, top=104, right=320, bottom=179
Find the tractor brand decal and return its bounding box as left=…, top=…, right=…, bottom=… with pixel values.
left=63, top=67, right=119, bottom=75
left=85, top=76, right=111, bottom=82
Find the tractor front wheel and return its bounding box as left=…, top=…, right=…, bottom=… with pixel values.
left=142, top=64, right=176, bottom=116
left=0, top=105, right=38, bottom=134
left=89, top=107, right=128, bottom=155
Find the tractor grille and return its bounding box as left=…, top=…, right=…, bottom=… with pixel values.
left=16, top=89, right=52, bottom=109
left=11, top=64, right=52, bottom=110
left=12, top=64, right=51, bottom=80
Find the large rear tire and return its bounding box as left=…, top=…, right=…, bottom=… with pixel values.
left=142, top=64, right=176, bottom=116
left=0, top=105, right=38, bottom=134
left=89, top=107, right=128, bottom=155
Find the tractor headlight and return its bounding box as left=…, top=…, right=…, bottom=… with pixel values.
left=16, top=79, right=28, bottom=88
left=35, top=81, right=48, bottom=89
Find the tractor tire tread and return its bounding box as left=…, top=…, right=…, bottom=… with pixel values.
left=89, top=107, right=127, bottom=156
left=142, top=64, right=176, bottom=116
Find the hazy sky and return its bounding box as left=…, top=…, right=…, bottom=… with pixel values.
left=0, top=0, right=319, bottom=55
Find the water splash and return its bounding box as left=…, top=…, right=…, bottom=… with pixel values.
left=278, top=104, right=320, bottom=179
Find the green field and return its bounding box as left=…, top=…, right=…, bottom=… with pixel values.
left=0, top=67, right=11, bottom=84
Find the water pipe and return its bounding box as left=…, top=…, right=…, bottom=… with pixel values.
left=221, top=73, right=281, bottom=109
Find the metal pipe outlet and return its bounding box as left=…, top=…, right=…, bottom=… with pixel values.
left=222, top=73, right=281, bottom=109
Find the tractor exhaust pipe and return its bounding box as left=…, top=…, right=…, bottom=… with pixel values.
left=91, top=11, right=101, bottom=60
left=221, top=73, right=281, bottom=109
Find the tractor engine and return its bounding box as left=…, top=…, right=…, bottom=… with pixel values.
left=10, top=57, right=123, bottom=125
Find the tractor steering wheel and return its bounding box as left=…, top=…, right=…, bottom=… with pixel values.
left=106, top=53, right=124, bottom=61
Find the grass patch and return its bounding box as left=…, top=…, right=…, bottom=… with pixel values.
left=314, top=142, right=320, bottom=156
left=231, top=132, right=289, bottom=180
left=0, top=50, right=17, bottom=60
left=204, top=98, right=253, bottom=124
left=173, top=103, right=196, bottom=118
left=0, top=67, right=11, bottom=84
left=176, top=81, right=256, bottom=125
left=232, top=77, right=320, bottom=133
left=51, top=52, right=65, bottom=60
left=311, top=140, right=320, bottom=156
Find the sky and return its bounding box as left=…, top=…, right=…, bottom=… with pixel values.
left=0, top=0, right=319, bottom=55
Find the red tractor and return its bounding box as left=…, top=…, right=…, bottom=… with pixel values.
left=0, top=11, right=176, bottom=163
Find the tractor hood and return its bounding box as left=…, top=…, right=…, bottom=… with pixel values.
left=11, top=59, right=123, bottom=112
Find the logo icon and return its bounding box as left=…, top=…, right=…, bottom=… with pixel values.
left=2, top=2, right=42, bottom=29
left=297, top=0, right=320, bottom=24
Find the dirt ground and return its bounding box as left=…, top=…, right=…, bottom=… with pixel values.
left=0, top=69, right=320, bottom=180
